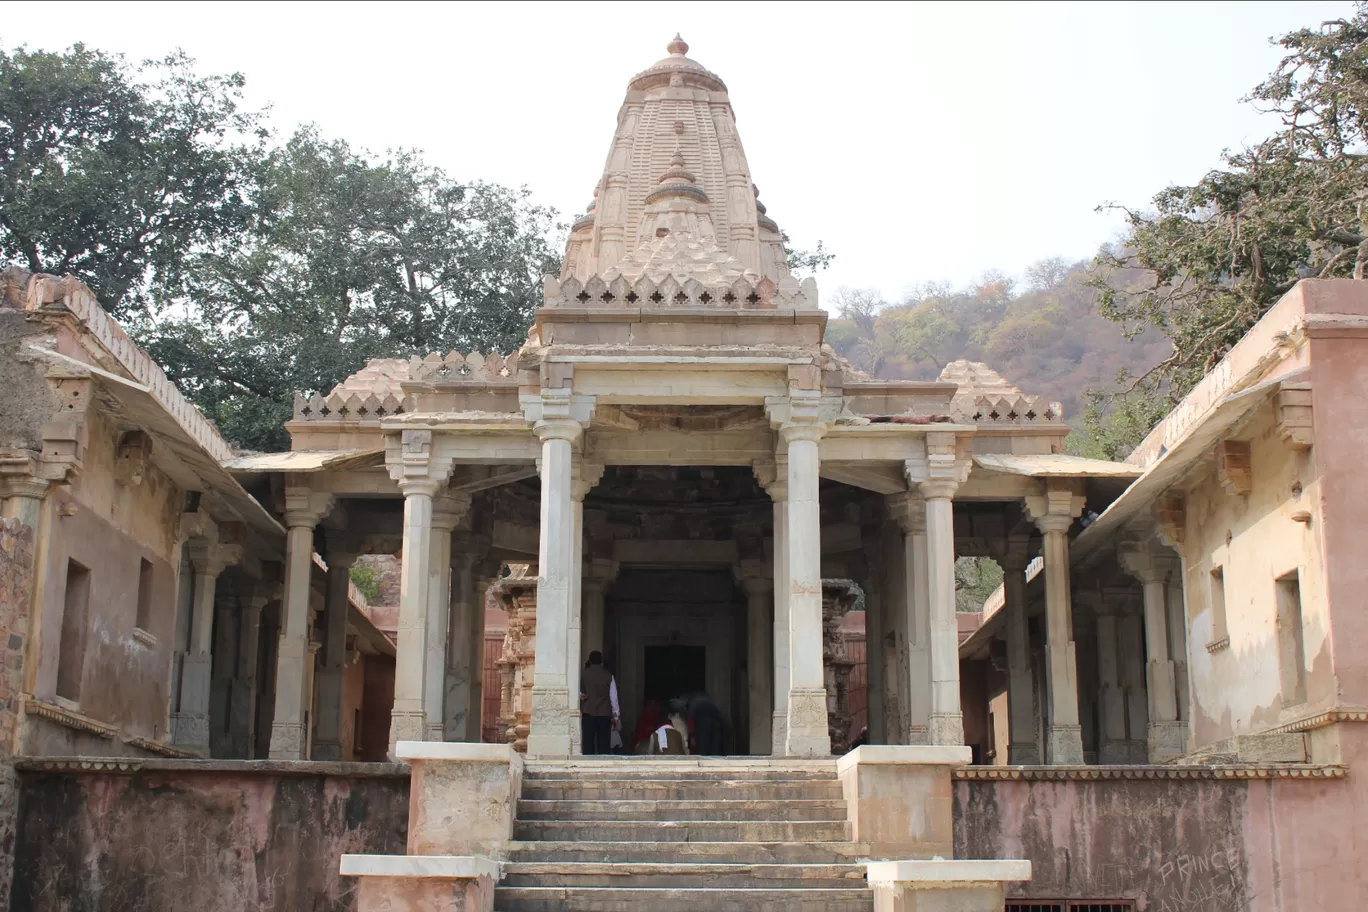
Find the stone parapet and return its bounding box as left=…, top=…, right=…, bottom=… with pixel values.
left=867, top=859, right=1032, bottom=912
left=340, top=854, right=498, bottom=912
left=399, top=742, right=524, bottom=857
left=836, top=745, right=972, bottom=861
left=13, top=271, right=234, bottom=462
left=952, top=763, right=1347, bottom=781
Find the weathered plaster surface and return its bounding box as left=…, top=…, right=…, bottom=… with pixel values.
left=30, top=472, right=179, bottom=742
left=955, top=749, right=1368, bottom=911
left=11, top=763, right=409, bottom=911
left=1306, top=283, right=1368, bottom=709
left=1183, top=404, right=1329, bottom=744
left=0, top=311, right=58, bottom=451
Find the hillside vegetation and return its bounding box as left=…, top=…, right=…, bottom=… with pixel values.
left=824, top=258, right=1168, bottom=430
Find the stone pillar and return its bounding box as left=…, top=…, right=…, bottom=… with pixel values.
left=468, top=568, right=500, bottom=743
left=313, top=550, right=357, bottom=760
left=1025, top=484, right=1086, bottom=765
left=581, top=560, right=615, bottom=666
left=269, top=488, right=333, bottom=759
left=1001, top=538, right=1040, bottom=764
left=424, top=495, right=468, bottom=742
left=1166, top=576, right=1190, bottom=725
left=919, top=482, right=963, bottom=746
left=391, top=482, right=437, bottom=749
left=888, top=493, right=932, bottom=745
left=383, top=430, right=455, bottom=754
left=1121, top=544, right=1185, bottom=761
left=173, top=537, right=240, bottom=755
left=0, top=476, right=48, bottom=531
left=566, top=463, right=602, bottom=755
left=445, top=545, right=477, bottom=742
left=739, top=561, right=773, bottom=755
left=527, top=418, right=581, bottom=756
left=1093, top=598, right=1128, bottom=763
left=232, top=590, right=268, bottom=759
left=1119, top=602, right=1149, bottom=762
left=863, top=577, right=887, bottom=745
left=756, top=459, right=790, bottom=755
left=781, top=421, right=830, bottom=757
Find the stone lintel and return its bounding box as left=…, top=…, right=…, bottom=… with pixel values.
left=340, top=854, right=501, bottom=880
left=866, top=859, right=1032, bottom=884
left=835, top=745, right=972, bottom=774
left=396, top=741, right=524, bottom=764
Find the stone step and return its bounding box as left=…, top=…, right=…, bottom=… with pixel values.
left=516, top=798, right=847, bottom=822
left=512, top=819, right=851, bottom=843
left=521, top=779, right=844, bottom=801
left=500, top=861, right=868, bottom=890
left=493, top=886, right=873, bottom=912
left=503, top=840, right=872, bottom=865
left=522, top=766, right=838, bottom=782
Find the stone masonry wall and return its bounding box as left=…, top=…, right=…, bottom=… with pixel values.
left=10, top=761, right=409, bottom=912
left=0, top=516, right=35, bottom=905
left=955, top=764, right=1367, bottom=911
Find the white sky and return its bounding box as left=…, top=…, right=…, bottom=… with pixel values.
left=2, top=0, right=1354, bottom=302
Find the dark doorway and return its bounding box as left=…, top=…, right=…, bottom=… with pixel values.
left=644, top=645, right=706, bottom=703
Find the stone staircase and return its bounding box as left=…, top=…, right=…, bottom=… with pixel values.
left=494, top=759, right=874, bottom=911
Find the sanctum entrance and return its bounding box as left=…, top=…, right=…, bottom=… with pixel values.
left=643, top=645, right=706, bottom=705
left=606, top=566, right=746, bottom=754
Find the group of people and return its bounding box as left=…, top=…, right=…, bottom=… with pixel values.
left=578, top=652, right=726, bottom=756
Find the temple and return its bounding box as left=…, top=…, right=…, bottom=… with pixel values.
left=4, top=35, right=1368, bottom=912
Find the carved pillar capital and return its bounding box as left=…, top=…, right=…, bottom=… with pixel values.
left=283, top=485, right=335, bottom=529
left=430, top=491, right=472, bottom=532
left=753, top=456, right=788, bottom=502
left=1025, top=481, right=1086, bottom=537
left=571, top=460, right=605, bottom=502
left=386, top=429, right=457, bottom=496
left=884, top=491, right=926, bottom=534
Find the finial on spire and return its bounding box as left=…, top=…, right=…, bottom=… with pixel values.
left=667, top=34, right=689, bottom=57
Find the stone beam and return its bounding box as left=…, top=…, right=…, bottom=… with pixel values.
left=819, top=462, right=907, bottom=495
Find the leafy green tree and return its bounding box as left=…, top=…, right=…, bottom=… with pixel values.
left=1089, top=5, right=1368, bottom=450
left=0, top=44, right=261, bottom=317
left=141, top=128, right=562, bottom=451
left=781, top=230, right=834, bottom=275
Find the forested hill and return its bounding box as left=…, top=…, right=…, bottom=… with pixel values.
left=823, top=258, right=1168, bottom=423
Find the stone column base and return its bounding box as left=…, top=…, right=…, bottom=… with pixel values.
left=268, top=720, right=306, bottom=760
left=341, top=855, right=497, bottom=912
left=526, top=687, right=571, bottom=756
left=868, top=859, right=1032, bottom=912
left=838, top=745, right=970, bottom=860
left=929, top=712, right=963, bottom=746
left=786, top=687, right=831, bottom=756
left=313, top=740, right=343, bottom=761
left=1046, top=724, right=1084, bottom=765
left=400, top=742, right=523, bottom=856
left=771, top=711, right=788, bottom=756
left=169, top=712, right=209, bottom=756
left=1148, top=720, right=1189, bottom=761
left=390, top=710, right=428, bottom=754
left=1007, top=741, right=1040, bottom=765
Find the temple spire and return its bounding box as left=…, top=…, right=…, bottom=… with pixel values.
left=558, top=38, right=797, bottom=287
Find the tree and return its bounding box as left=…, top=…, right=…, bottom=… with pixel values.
left=141, top=128, right=561, bottom=451
left=0, top=44, right=261, bottom=317
left=781, top=230, right=835, bottom=275
left=1089, top=5, right=1368, bottom=449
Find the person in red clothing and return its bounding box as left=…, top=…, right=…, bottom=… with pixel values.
left=633, top=699, right=665, bottom=754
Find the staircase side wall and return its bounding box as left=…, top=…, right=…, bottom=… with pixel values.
left=10, top=762, right=410, bottom=912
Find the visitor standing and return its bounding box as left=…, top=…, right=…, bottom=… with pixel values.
left=579, top=651, right=619, bottom=755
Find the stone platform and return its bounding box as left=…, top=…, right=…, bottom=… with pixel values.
left=341, top=744, right=1029, bottom=911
